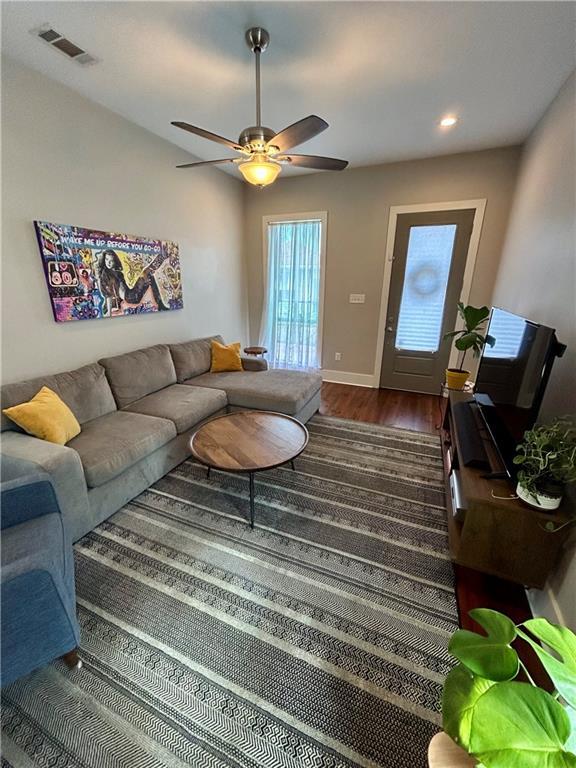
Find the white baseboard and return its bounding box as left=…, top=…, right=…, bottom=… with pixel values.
left=526, top=586, right=566, bottom=626
left=321, top=370, right=377, bottom=388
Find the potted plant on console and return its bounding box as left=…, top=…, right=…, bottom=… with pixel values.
left=443, top=303, right=495, bottom=391
left=514, top=418, right=576, bottom=511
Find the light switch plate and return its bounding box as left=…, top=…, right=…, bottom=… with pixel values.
left=349, top=293, right=365, bottom=304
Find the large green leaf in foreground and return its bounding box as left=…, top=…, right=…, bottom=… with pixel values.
left=470, top=682, right=576, bottom=768
left=566, top=708, right=576, bottom=755
left=520, top=618, right=576, bottom=710
left=442, top=664, right=495, bottom=751
left=449, top=608, right=519, bottom=681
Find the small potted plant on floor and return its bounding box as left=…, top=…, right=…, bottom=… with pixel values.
left=513, top=418, right=576, bottom=511
left=429, top=608, right=576, bottom=768
left=443, top=304, right=495, bottom=390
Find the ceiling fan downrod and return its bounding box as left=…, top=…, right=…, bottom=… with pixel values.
left=245, top=27, right=270, bottom=130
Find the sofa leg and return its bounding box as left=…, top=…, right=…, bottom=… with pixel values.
left=62, top=649, right=83, bottom=671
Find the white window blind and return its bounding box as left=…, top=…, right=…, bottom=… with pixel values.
left=260, top=219, right=323, bottom=369
left=395, top=224, right=457, bottom=352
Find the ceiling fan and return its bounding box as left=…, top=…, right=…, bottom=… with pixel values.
left=172, top=27, right=348, bottom=187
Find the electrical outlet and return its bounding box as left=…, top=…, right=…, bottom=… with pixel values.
left=349, top=293, right=365, bottom=304
left=335, top=352, right=342, bottom=361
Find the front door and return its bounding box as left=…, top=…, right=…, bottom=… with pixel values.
left=380, top=209, right=475, bottom=393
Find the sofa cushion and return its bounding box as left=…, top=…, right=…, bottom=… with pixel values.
left=54, top=363, right=117, bottom=425
left=99, top=345, right=177, bottom=409
left=240, top=357, right=268, bottom=372
left=67, top=411, right=176, bottom=488
left=169, top=335, right=224, bottom=383
left=1, top=363, right=116, bottom=432
left=123, top=384, right=227, bottom=434
left=185, top=369, right=322, bottom=416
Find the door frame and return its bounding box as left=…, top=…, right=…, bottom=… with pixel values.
left=373, top=199, right=487, bottom=387
left=261, top=211, right=328, bottom=368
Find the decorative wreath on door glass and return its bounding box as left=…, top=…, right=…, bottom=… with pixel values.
left=407, top=264, right=441, bottom=296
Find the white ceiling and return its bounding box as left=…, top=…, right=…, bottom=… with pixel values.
left=3, top=1, right=575, bottom=176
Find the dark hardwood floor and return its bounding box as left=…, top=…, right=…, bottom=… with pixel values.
left=320, top=382, right=442, bottom=433
left=319, top=382, right=545, bottom=681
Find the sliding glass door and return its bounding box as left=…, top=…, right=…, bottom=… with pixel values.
left=260, top=213, right=326, bottom=369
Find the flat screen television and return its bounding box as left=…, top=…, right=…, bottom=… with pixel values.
left=473, top=307, right=565, bottom=478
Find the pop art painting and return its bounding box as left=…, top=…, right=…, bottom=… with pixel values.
left=34, top=221, right=184, bottom=322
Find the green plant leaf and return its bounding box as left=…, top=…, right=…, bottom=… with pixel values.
left=462, top=304, right=490, bottom=331
left=470, top=682, right=576, bottom=768
left=565, top=707, right=576, bottom=755
left=524, top=619, right=576, bottom=663
left=448, top=608, right=519, bottom=681
left=519, top=619, right=576, bottom=709
left=455, top=333, right=481, bottom=351
left=513, top=419, right=576, bottom=489
left=485, top=333, right=496, bottom=347
left=442, top=663, right=496, bottom=750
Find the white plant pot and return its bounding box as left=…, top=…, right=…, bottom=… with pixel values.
left=516, top=481, right=562, bottom=511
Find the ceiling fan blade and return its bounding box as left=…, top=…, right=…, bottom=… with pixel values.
left=281, top=154, right=348, bottom=171
left=171, top=122, right=242, bottom=152
left=267, top=115, right=329, bottom=153
left=176, top=159, right=237, bottom=169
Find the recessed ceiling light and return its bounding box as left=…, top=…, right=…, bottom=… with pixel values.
left=440, top=116, right=458, bottom=128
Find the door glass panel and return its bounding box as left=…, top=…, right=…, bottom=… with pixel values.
left=395, top=224, right=457, bottom=352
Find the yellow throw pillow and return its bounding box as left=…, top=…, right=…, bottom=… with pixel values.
left=3, top=386, right=81, bottom=445
left=210, top=340, right=243, bottom=373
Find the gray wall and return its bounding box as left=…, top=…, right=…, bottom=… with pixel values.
left=491, top=73, right=576, bottom=628
left=244, top=147, right=521, bottom=377
left=1, top=58, right=248, bottom=384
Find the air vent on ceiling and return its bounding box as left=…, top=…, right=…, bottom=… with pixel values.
left=31, top=25, right=98, bottom=66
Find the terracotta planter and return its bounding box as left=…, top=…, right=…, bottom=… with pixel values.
left=445, top=369, right=469, bottom=391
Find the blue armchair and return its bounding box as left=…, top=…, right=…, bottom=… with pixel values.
left=1, top=461, right=81, bottom=687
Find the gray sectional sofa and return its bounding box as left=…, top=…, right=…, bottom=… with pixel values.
left=0, top=335, right=322, bottom=543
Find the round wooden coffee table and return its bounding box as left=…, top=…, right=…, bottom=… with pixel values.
left=189, top=411, right=309, bottom=528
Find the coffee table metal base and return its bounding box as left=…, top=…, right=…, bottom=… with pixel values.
left=249, top=472, right=255, bottom=528
left=207, top=459, right=296, bottom=529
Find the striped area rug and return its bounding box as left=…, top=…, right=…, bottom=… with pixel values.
left=1, top=415, right=458, bottom=768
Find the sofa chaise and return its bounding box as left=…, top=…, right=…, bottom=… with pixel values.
left=0, top=335, right=322, bottom=544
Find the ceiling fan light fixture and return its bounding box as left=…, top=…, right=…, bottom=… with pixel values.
left=238, top=154, right=282, bottom=187
left=440, top=115, right=458, bottom=128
